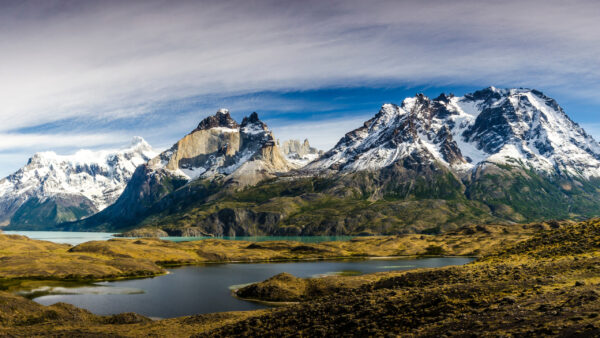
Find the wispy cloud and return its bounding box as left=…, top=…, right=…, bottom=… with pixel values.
left=2, top=0, right=600, bottom=131
left=1, top=0, right=600, bottom=175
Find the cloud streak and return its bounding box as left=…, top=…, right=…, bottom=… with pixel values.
left=2, top=0, right=600, bottom=130
left=1, top=0, right=600, bottom=175
left=0, top=132, right=135, bottom=152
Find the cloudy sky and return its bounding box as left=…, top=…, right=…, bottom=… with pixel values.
left=1, top=0, right=600, bottom=176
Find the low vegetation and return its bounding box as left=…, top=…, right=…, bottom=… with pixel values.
left=0, top=222, right=542, bottom=285
left=1, top=218, right=598, bottom=336
left=216, top=219, right=600, bottom=336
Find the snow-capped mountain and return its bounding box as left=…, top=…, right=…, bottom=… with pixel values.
left=66, top=109, right=293, bottom=231
left=147, top=109, right=292, bottom=185
left=308, top=87, right=600, bottom=179
left=0, top=137, right=157, bottom=227
left=279, top=139, right=323, bottom=166
left=57, top=89, right=600, bottom=235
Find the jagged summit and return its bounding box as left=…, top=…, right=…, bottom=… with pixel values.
left=65, top=110, right=293, bottom=231
left=149, top=110, right=289, bottom=181
left=308, top=87, right=600, bottom=179
left=195, top=109, right=239, bottom=131
left=241, top=112, right=269, bottom=135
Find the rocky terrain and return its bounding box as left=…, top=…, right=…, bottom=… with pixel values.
left=212, top=219, right=600, bottom=336
left=0, top=137, right=157, bottom=229
left=9, top=87, right=600, bottom=235
left=125, top=88, right=600, bottom=236
left=63, top=110, right=293, bottom=231
left=0, top=219, right=598, bottom=336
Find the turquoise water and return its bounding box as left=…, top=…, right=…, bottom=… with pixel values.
left=2, top=231, right=117, bottom=246
left=3, top=231, right=355, bottom=245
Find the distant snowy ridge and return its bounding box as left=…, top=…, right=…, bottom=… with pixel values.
left=0, top=137, right=157, bottom=225
left=308, top=87, right=600, bottom=179
left=279, top=139, right=323, bottom=166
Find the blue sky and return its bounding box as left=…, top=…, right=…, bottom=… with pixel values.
left=1, top=0, right=600, bottom=177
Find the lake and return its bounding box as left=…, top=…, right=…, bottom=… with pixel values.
left=2, top=231, right=117, bottom=245
left=3, top=231, right=354, bottom=245
left=28, top=257, right=474, bottom=318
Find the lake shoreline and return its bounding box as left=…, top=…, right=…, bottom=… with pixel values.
left=30, top=257, right=475, bottom=318
left=4, top=254, right=476, bottom=296
left=0, top=224, right=536, bottom=284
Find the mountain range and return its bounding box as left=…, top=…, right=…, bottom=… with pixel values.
left=4, top=87, right=600, bottom=235
left=0, top=137, right=157, bottom=229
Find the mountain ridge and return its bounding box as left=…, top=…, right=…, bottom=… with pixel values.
left=9, top=86, right=600, bottom=235
left=306, top=87, right=600, bottom=179
left=63, top=110, right=293, bottom=231
left=123, top=87, right=600, bottom=235
left=0, top=137, right=158, bottom=228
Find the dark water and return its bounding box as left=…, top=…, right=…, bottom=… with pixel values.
left=32, top=257, right=474, bottom=318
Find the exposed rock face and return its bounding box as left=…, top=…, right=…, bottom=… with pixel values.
left=54, top=88, right=600, bottom=235
left=307, top=87, right=600, bottom=179
left=65, top=110, right=292, bottom=231
left=194, top=108, right=240, bottom=131
left=280, top=139, right=323, bottom=166
left=0, top=138, right=157, bottom=229
left=147, top=109, right=291, bottom=183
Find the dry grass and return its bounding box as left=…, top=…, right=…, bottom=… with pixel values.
left=1, top=220, right=592, bottom=336
left=0, top=222, right=541, bottom=284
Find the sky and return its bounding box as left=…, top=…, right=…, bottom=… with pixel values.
left=1, top=0, right=600, bottom=177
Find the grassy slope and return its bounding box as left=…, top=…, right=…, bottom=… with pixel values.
left=130, top=163, right=600, bottom=236
left=139, top=174, right=499, bottom=235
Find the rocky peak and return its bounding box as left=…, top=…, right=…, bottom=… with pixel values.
left=195, top=109, right=239, bottom=131
left=241, top=112, right=269, bottom=134
left=307, top=87, right=600, bottom=179
left=464, top=86, right=503, bottom=102
left=146, top=110, right=292, bottom=184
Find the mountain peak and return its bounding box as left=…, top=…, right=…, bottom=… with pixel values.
left=195, top=109, right=239, bottom=131
left=0, top=139, right=158, bottom=227
left=241, top=112, right=269, bottom=134
left=241, top=112, right=260, bottom=125
left=308, top=86, right=600, bottom=179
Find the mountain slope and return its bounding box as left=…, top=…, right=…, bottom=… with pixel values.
left=0, top=138, right=157, bottom=229
left=64, top=110, right=293, bottom=231
left=306, top=87, right=600, bottom=178
left=121, top=87, right=600, bottom=236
